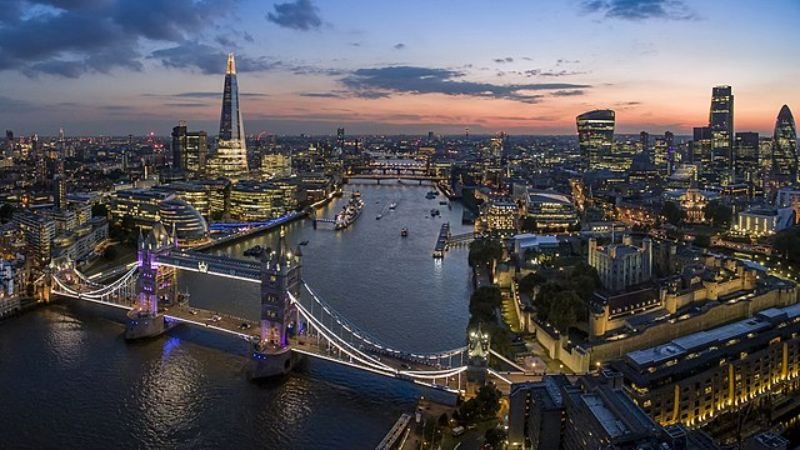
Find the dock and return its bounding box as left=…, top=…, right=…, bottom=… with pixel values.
left=375, top=413, right=412, bottom=450
left=433, top=223, right=450, bottom=258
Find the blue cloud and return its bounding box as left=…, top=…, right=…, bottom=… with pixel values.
left=582, top=0, right=695, bottom=20
left=266, top=0, right=322, bottom=31
left=340, top=66, right=591, bottom=103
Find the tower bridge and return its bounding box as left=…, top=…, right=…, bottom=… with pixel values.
left=48, top=223, right=536, bottom=395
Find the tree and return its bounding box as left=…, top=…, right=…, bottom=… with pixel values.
left=518, top=272, right=546, bottom=295
left=485, top=427, right=507, bottom=448
left=469, top=286, right=502, bottom=325
left=520, top=216, right=538, bottom=233
left=661, top=201, right=686, bottom=226
left=774, top=228, right=800, bottom=264
left=91, top=203, right=108, bottom=218
left=704, top=200, right=733, bottom=228
left=548, top=290, right=585, bottom=334
left=0, top=203, right=14, bottom=223
left=468, top=238, right=503, bottom=269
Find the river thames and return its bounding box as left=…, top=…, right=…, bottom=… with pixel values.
left=0, top=182, right=473, bottom=449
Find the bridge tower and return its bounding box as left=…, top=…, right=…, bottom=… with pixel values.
left=125, top=224, right=174, bottom=340
left=249, top=229, right=303, bottom=379
left=466, top=325, right=490, bottom=386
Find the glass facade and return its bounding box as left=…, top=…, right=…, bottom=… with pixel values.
left=576, top=109, right=615, bottom=171
left=772, top=105, right=797, bottom=186
left=209, top=54, right=249, bottom=180
left=709, top=85, right=734, bottom=181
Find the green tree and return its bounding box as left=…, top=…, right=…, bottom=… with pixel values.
left=469, top=286, right=502, bottom=325
left=520, top=216, right=538, bottom=233
left=661, top=201, right=686, bottom=226
left=468, top=238, right=503, bottom=269
left=91, top=203, right=108, bottom=218
left=518, top=272, right=546, bottom=295
left=0, top=203, right=14, bottom=223
left=775, top=228, right=800, bottom=264
left=703, top=200, right=733, bottom=228
left=548, top=290, right=584, bottom=334
left=485, top=427, right=507, bottom=448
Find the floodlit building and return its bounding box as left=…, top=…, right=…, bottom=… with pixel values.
left=577, top=110, right=615, bottom=172
left=523, top=190, right=578, bottom=231
left=588, top=235, right=653, bottom=293
left=616, top=303, right=800, bottom=428
left=157, top=198, right=209, bottom=247
left=772, top=105, right=797, bottom=186
left=478, top=198, right=518, bottom=238
left=735, top=206, right=794, bottom=236
left=229, top=180, right=297, bottom=222
left=207, top=54, right=249, bottom=180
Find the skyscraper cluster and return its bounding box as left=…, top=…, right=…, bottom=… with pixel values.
left=577, top=85, right=798, bottom=194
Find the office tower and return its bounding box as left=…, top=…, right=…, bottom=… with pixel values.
left=734, top=132, right=760, bottom=181
left=53, top=175, right=67, bottom=210
left=691, top=126, right=712, bottom=168
left=576, top=109, right=615, bottom=171
left=664, top=131, right=675, bottom=174
left=33, top=134, right=48, bottom=185
left=772, top=105, right=797, bottom=186
left=171, top=121, right=188, bottom=170
left=171, top=121, right=208, bottom=179
left=709, top=85, right=734, bottom=182
left=3, top=130, right=12, bottom=157
left=653, top=136, right=668, bottom=176
left=208, top=53, right=249, bottom=180
left=639, top=131, right=649, bottom=158
left=336, top=127, right=345, bottom=150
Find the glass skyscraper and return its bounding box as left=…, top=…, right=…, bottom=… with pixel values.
left=709, top=85, right=734, bottom=183
left=208, top=53, right=249, bottom=180
left=576, top=109, right=615, bottom=172
left=772, top=104, right=798, bottom=186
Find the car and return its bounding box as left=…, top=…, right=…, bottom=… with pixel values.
left=239, top=322, right=250, bottom=330
left=189, top=309, right=198, bottom=316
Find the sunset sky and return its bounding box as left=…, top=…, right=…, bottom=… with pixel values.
left=1, top=0, right=798, bottom=136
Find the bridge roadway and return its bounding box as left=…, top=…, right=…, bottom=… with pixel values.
left=163, top=304, right=467, bottom=391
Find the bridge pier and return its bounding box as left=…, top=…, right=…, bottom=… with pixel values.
left=466, top=326, right=490, bottom=387
left=126, top=224, right=176, bottom=340
left=248, top=229, right=305, bottom=380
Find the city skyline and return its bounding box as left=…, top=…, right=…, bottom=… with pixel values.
left=1, top=0, right=799, bottom=136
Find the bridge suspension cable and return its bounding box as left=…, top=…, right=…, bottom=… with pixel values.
left=301, top=282, right=467, bottom=364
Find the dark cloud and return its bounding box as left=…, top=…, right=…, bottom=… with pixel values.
left=144, top=91, right=269, bottom=98
left=266, top=0, right=322, bottom=31
left=299, top=92, right=346, bottom=98
left=290, top=66, right=345, bottom=76
left=149, top=42, right=280, bottom=74
left=340, top=66, right=590, bottom=103
left=215, top=35, right=238, bottom=48
left=393, top=43, right=406, bottom=50
left=243, top=32, right=255, bottom=43
left=349, top=42, right=361, bottom=47
left=493, top=57, right=514, bottom=64
left=0, top=0, right=240, bottom=77
left=551, top=90, right=586, bottom=97
left=582, top=0, right=695, bottom=20
left=164, top=103, right=208, bottom=108
left=522, top=69, right=586, bottom=77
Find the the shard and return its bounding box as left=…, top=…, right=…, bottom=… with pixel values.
left=209, top=53, right=249, bottom=180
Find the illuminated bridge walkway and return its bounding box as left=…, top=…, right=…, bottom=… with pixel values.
left=49, top=238, right=533, bottom=394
